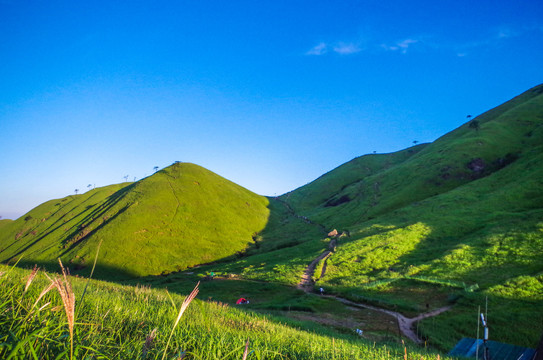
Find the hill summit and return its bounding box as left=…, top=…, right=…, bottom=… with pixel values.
left=0, top=162, right=270, bottom=278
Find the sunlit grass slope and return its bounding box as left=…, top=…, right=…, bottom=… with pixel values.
left=0, top=219, right=12, bottom=230
left=0, top=264, right=453, bottom=359
left=0, top=162, right=270, bottom=279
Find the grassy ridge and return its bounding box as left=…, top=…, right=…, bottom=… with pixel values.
left=284, top=84, right=543, bottom=230
left=0, top=163, right=270, bottom=279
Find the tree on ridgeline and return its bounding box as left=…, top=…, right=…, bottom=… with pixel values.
left=469, top=119, right=480, bottom=132
left=74, top=189, right=79, bottom=195
left=154, top=166, right=159, bottom=173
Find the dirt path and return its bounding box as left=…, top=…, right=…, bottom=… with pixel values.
left=298, top=248, right=453, bottom=344
left=332, top=296, right=452, bottom=344
left=297, top=250, right=331, bottom=291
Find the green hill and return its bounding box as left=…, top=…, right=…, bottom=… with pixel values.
left=275, top=83, right=543, bottom=348
left=0, top=162, right=270, bottom=279
left=284, top=84, right=543, bottom=229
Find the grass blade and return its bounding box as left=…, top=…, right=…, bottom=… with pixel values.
left=161, top=282, right=199, bottom=360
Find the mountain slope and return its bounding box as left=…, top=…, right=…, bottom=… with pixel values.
left=274, top=84, right=543, bottom=348
left=0, top=162, right=270, bottom=278
left=283, top=83, right=543, bottom=230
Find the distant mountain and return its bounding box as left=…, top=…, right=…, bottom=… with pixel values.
left=0, top=162, right=270, bottom=279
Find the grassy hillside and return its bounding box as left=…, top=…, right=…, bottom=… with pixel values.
left=284, top=84, right=543, bottom=230
left=1, top=84, right=542, bottom=353
left=0, top=263, right=453, bottom=359
left=0, top=162, right=270, bottom=279
left=0, top=219, right=12, bottom=230
left=272, top=84, right=543, bottom=349
left=178, top=84, right=543, bottom=350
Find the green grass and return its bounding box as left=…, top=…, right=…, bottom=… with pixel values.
left=0, top=264, right=454, bottom=359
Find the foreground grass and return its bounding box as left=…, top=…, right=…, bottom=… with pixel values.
left=0, top=264, right=453, bottom=359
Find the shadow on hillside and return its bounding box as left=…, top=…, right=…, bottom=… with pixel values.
left=1, top=195, right=327, bottom=283
left=1, top=184, right=141, bottom=281
left=11, top=258, right=139, bottom=280
left=2, top=183, right=137, bottom=265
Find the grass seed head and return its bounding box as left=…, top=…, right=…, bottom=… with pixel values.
left=24, top=264, right=39, bottom=293
left=52, top=259, right=76, bottom=341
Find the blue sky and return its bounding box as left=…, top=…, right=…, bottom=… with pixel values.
left=1, top=0, right=542, bottom=219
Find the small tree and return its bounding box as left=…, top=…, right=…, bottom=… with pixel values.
left=413, top=140, right=418, bottom=145
left=154, top=166, right=159, bottom=173
left=124, top=175, right=129, bottom=182
left=74, top=189, right=79, bottom=195
left=469, top=119, right=480, bottom=132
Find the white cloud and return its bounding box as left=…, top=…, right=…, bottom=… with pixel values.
left=306, top=42, right=328, bottom=55
left=306, top=41, right=362, bottom=56
left=382, top=38, right=419, bottom=54
left=332, top=42, right=361, bottom=55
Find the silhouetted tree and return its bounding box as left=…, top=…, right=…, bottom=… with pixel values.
left=87, top=184, right=92, bottom=190
left=124, top=175, right=129, bottom=182
left=469, top=119, right=480, bottom=132
left=154, top=166, right=159, bottom=172
left=413, top=140, right=418, bottom=145
left=74, top=189, right=79, bottom=195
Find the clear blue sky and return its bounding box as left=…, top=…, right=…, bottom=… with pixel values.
left=1, top=0, right=542, bottom=219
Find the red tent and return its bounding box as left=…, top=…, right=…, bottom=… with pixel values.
left=236, top=298, right=247, bottom=304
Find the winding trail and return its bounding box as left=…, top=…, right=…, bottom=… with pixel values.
left=298, top=247, right=452, bottom=344
left=332, top=296, right=452, bottom=344
left=296, top=250, right=331, bottom=292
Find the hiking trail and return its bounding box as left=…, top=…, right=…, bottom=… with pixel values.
left=298, top=246, right=452, bottom=344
